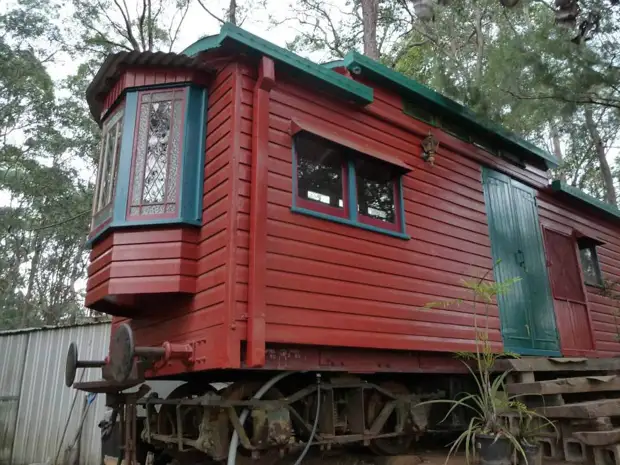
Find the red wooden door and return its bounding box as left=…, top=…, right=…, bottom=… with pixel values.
left=543, top=227, right=594, bottom=355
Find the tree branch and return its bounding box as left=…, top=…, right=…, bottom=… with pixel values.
left=196, top=0, right=225, bottom=24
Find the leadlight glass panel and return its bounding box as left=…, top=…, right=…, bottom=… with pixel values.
left=129, top=89, right=185, bottom=217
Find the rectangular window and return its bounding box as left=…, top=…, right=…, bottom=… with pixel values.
left=578, top=241, right=603, bottom=286
left=293, top=131, right=406, bottom=237
left=128, top=89, right=185, bottom=219
left=92, top=107, right=124, bottom=229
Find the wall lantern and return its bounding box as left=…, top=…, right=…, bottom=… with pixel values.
left=421, top=131, right=439, bottom=165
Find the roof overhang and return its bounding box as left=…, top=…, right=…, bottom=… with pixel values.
left=182, top=23, right=373, bottom=106
left=551, top=180, right=620, bottom=223
left=331, top=51, right=559, bottom=170
left=86, top=50, right=213, bottom=123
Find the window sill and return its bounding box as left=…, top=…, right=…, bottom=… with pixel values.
left=291, top=206, right=410, bottom=240
left=87, top=217, right=201, bottom=247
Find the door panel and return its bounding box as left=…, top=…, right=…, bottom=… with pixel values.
left=483, top=170, right=532, bottom=351
left=543, top=227, right=594, bottom=353
left=510, top=183, right=559, bottom=352
left=482, top=168, right=560, bottom=355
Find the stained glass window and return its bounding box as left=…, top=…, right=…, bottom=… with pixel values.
left=92, top=107, right=124, bottom=229
left=129, top=89, right=185, bottom=217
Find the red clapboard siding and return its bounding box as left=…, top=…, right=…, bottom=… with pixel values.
left=225, top=68, right=520, bottom=356
left=101, top=63, right=238, bottom=370
left=537, top=190, right=620, bottom=357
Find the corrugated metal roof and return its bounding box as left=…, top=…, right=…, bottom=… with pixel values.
left=86, top=50, right=213, bottom=122
left=0, top=320, right=111, bottom=336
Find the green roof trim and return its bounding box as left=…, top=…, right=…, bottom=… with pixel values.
left=551, top=180, right=620, bottom=221
left=337, top=51, right=559, bottom=170
left=182, top=24, right=373, bottom=105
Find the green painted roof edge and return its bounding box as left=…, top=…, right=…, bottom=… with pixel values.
left=182, top=24, right=373, bottom=105
left=341, top=51, right=559, bottom=170
left=551, top=180, right=620, bottom=221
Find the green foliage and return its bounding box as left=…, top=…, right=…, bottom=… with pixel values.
left=421, top=271, right=553, bottom=464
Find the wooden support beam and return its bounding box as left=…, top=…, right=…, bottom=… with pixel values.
left=539, top=399, right=620, bottom=419
left=495, top=357, right=620, bottom=373
left=507, top=375, right=620, bottom=396
left=573, top=429, right=620, bottom=447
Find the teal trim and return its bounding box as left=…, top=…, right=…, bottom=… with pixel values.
left=90, top=84, right=207, bottom=247
left=341, top=51, right=559, bottom=170
left=182, top=23, right=373, bottom=105
left=87, top=217, right=201, bottom=247
left=291, top=206, right=410, bottom=240
left=112, top=91, right=138, bottom=224
left=551, top=180, right=620, bottom=222
left=291, top=136, right=408, bottom=239
left=322, top=59, right=345, bottom=69
left=347, top=160, right=357, bottom=221
left=180, top=86, right=208, bottom=224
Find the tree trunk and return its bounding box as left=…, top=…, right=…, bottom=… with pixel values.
left=23, top=234, right=42, bottom=326
left=550, top=125, right=566, bottom=183
left=585, top=106, right=617, bottom=205
left=361, top=0, right=379, bottom=59
left=228, top=0, right=237, bottom=25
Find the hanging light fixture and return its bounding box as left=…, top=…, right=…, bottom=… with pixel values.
left=421, top=132, right=439, bottom=165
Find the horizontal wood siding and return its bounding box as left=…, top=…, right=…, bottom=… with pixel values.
left=105, top=63, right=237, bottom=373
left=235, top=74, right=555, bottom=355
left=538, top=191, right=620, bottom=357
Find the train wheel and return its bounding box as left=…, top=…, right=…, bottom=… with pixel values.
left=156, top=382, right=215, bottom=437
left=366, top=381, right=413, bottom=455
left=219, top=381, right=286, bottom=455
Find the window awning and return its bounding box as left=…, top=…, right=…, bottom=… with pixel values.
left=289, top=118, right=413, bottom=172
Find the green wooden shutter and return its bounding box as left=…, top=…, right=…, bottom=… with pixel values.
left=510, top=181, right=559, bottom=353
left=482, top=168, right=560, bottom=356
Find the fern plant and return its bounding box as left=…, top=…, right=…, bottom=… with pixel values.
left=421, top=265, right=533, bottom=464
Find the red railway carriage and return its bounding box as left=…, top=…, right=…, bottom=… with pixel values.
left=68, top=23, right=620, bottom=462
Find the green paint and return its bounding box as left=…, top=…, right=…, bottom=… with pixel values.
left=341, top=51, right=558, bottom=170
left=112, top=91, right=138, bottom=224
left=291, top=206, right=410, bottom=240
left=483, top=168, right=559, bottom=355
left=183, top=23, right=373, bottom=105
left=552, top=180, right=620, bottom=222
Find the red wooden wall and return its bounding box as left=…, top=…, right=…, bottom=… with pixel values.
left=101, top=53, right=620, bottom=376
left=538, top=193, right=620, bottom=357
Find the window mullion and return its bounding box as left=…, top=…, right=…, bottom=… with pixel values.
left=97, top=132, right=110, bottom=210
left=347, top=159, right=357, bottom=221
left=107, top=122, right=121, bottom=205
left=138, top=100, right=153, bottom=210
left=92, top=129, right=107, bottom=217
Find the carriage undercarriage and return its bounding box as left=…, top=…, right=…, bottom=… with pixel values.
left=104, top=374, right=437, bottom=464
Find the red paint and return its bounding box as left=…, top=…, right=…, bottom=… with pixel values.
left=246, top=57, right=276, bottom=367
left=543, top=226, right=595, bottom=355
left=101, top=69, right=210, bottom=119
left=85, top=47, right=620, bottom=383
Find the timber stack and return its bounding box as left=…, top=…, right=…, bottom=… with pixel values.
left=497, top=357, right=620, bottom=465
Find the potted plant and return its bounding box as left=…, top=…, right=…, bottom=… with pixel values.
left=421, top=269, right=526, bottom=465
left=512, top=403, right=556, bottom=465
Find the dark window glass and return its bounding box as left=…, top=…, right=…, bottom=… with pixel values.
left=356, top=157, right=396, bottom=223
left=296, top=133, right=345, bottom=209
left=579, top=243, right=603, bottom=286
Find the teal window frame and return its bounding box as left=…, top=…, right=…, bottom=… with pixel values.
left=87, top=84, right=207, bottom=246
left=291, top=133, right=409, bottom=240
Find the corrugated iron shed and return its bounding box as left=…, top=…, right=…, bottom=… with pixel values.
left=0, top=322, right=111, bottom=465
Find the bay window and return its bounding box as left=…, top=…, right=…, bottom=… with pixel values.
left=88, top=85, right=207, bottom=243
